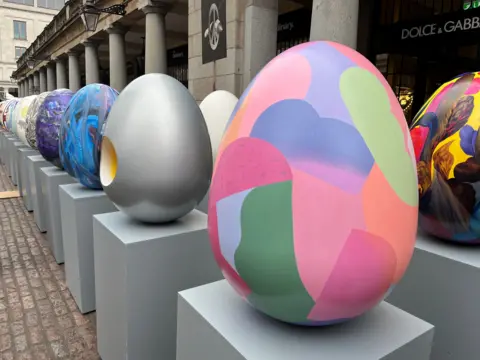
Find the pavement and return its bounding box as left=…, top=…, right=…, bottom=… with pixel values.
left=0, top=163, right=100, bottom=359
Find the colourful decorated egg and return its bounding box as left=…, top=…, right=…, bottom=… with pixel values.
left=36, top=89, right=74, bottom=167
left=0, top=101, right=10, bottom=129
left=208, top=41, right=418, bottom=325
left=15, top=95, right=37, bottom=145
left=26, top=92, right=50, bottom=149
left=411, top=72, right=480, bottom=243
left=100, top=74, right=212, bottom=223
left=59, top=84, right=118, bottom=189
left=5, top=99, right=19, bottom=131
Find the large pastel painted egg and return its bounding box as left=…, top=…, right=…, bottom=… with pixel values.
left=100, top=74, right=212, bottom=223
left=200, top=90, right=238, bottom=162
left=5, top=99, right=19, bottom=131
left=36, top=89, right=74, bottom=167
left=26, top=92, right=50, bottom=149
left=411, top=72, right=480, bottom=243
left=0, top=101, right=8, bottom=129
left=15, top=95, right=37, bottom=145
left=59, top=84, right=118, bottom=189
left=208, top=41, right=418, bottom=325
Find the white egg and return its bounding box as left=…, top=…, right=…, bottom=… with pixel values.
left=200, top=90, right=238, bottom=163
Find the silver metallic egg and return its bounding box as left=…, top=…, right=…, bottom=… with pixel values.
left=100, top=73, right=212, bottom=223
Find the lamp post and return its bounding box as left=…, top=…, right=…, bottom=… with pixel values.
left=80, top=0, right=128, bottom=32
left=26, top=58, right=35, bottom=69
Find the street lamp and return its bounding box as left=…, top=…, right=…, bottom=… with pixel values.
left=10, top=76, right=15, bottom=83
left=80, top=0, right=128, bottom=32
left=26, top=58, right=35, bottom=69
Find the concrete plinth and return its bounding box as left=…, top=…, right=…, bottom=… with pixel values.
left=177, top=280, right=435, bottom=360
left=387, top=232, right=480, bottom=360
left=60, top=183, right=117, bottom=313
left=27, top=155, right=51, bottom=232
left=40, top=167, right=76, bottom=264
left=93, top=210, right=222, bottom=360
left=18, top=148, right=38, bottom=210
left=12, top=141, right=28, bottom=185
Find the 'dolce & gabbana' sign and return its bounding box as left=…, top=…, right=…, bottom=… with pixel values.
left=401, top=16, right=480, bottom=39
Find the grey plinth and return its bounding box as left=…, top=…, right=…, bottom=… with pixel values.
left=60, top=183, right=117, bottom=314
left=3, top=135, right=15, bottom=172
left=196, top=190, right=209, bottom=214
left=18, top=148, right=38, bottom=210
left=177, top=280, right=435, bottom=360
left=6, top=137, right=18, bottom=178
left=12, top=141, right=28, bottom=185
left=27, top=155, right=51, bottom=232
left=93, top=210, right=222, bottom=360
left=40, top=166, right=76, bottom=264
left=387, top=232, right=480, bottom=360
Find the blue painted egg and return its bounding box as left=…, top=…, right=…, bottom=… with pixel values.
left=59, top=84, right=118, bottom=189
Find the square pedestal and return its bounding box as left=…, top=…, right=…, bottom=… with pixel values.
left=196, top=190, right=209, bottom=214
left=40, top=167, right=76, bottom=264
left=93, top=210, right=222, bottom=360
left=60, top=183, right=117, bottom=313
left=0, top=132, right=9, bottom=164
left=28, top=155, right=51, bottom=232
left=177, top=280, right=435, bottom=360
left=12, top=141, right=28, bottom=185
left=3, top=135, right=15, bottom=172
left=387, top=232, right=480, bottom=360
left=18, top=148, right=38, bottom=209
left=6, top=137, right=18, bottom=178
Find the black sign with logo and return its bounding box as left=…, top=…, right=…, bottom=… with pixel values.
left=375, top=8, right=480, bottom=53
left=202, top=0, right=227, bottom=64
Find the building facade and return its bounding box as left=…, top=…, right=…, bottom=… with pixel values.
left=18, top=0, right=477, bottom=126
left=0, top=0, right=60, bottom=99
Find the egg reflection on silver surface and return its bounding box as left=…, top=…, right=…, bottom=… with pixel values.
left=100, top=73, right=213, bottom=223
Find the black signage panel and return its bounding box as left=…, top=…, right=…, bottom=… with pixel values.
left=276, top=8, right=311, bottom=43
left=375, top=8, right=480, bottom=53
left=167, top=44, right=188, bottom=66
left=201, top=0, right=227, bottom=64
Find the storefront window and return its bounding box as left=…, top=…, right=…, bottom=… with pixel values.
left=379, top=0, right=465, bottom=24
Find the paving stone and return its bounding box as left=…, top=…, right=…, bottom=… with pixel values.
left=0, top=164, right=100, bottom=359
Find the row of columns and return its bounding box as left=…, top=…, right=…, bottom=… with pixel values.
left=17, top=5, right=168, bottom=97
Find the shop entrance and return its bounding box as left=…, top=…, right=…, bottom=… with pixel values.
left=373, top=0, right=480, bottom=124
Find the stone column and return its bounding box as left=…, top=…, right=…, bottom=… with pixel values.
left=33, top=72, right=40, bottom=94
left=56, top=57, right=68, bottom=89
left=143, top=6, right=167, bottom=74
left=28, top=76, right=34, bottom=96
left=47, top=63, right=56, bottom=91
left=18, top=81, right=22, bottom=97
left=83, top=40, right=100, bottom=84
left=68, top=51, right=81, bottom=92
left=39, top=67, right=47, bottom=93
left=309, top=0, right=359, bottom=49
left=107, top=24, right=128, bottom=91
left=243, top=0, right=278, bottom=86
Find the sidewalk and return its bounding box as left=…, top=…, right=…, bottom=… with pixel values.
left=0, top=164, right=99, bottom=359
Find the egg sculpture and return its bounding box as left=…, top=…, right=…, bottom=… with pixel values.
left=209, top=41, right=419, bottom=326
left=0, top=101, right=8, bottom=129
left=200, top=90, right=238, bottom=162
left=411, top=72, right=480, bottom=243
left=100, top=73, right=212, bottom=223
left=5, top=99, right=19, bottom=131
left=36, top=89, right=74, bottom=168
left=15, top=95, right=37, bottom=145
left=25, top=92, right=50, bottom=149
left=60, top=84, right=118, bottom=189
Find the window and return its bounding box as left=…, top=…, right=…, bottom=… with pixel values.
left=15, top=46, right=26, bottom=59
left=37, top=0, right=64, bottom=10
left=4, top=0, right=33, bottom=6
left=13, top=21, right=27, bottom=40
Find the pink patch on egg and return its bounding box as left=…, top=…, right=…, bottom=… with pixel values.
left=308, top=229, right=397, bottom=321
left=291, top=168, right=365, bottom=301
left=238, top=52, right=312, bottom=137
